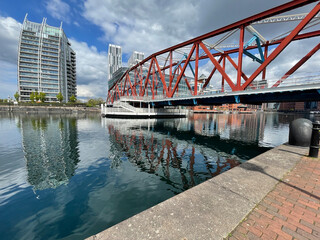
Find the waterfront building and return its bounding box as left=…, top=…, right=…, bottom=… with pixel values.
left=17, top=14, right=76, bottom=102
left=128, top=51, right=144, bottom=68
left=108, top=44, right=122, bottom=80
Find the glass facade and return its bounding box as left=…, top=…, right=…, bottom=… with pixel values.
left=18, top=14, right=76, bottom=102
left=128, top=51, right=144, bottom=68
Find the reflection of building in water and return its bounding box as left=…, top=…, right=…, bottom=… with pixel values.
left=20, top=116, right=79, bottom=191
left=191, top=113, right=266, bottom=143
left=104, top=118, right=240, bottom=191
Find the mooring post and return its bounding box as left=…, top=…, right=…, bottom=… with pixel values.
left=309, top=121, right=320, bottom=157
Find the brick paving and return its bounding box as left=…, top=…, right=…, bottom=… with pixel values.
left=227, top=157, right=320, bottom=240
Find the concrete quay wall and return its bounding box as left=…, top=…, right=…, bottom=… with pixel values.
left=0, top=105, right=100, bottom=113
left=87, top=144, right=307, bottom=240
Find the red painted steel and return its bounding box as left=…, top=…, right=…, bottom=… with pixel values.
left=107, top=0, right=320, bottom=104
left=272, top=42, right=320, bottom=88
left=242, top=2, right=320, bottom=89
left=237, top=26, right=245, bottom=89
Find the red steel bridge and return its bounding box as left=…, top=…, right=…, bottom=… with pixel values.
left=107, top=0, right=320, bottom=106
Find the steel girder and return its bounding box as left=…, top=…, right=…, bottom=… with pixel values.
left=107, top=0, right=320, bottom=104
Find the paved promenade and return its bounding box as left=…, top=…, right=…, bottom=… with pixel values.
left=88, top=144, right=316, bottom=240
left=228, top=156, right=320, bottom=240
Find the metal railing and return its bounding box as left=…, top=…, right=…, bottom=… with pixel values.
left=116, top=73, right=320, bottom=102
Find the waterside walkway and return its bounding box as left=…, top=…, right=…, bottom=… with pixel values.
left=87, top=144, right=319, bottom=240
left=228, top=154, right=320, bottom=240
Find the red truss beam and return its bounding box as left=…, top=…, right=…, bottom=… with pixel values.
left=200, top=42, right=236, bottom=90
left=272, top=42, right=320, bottom=88
left=107, top=0, right=320, bottom=104
left=242, top=2, right=320, bottom=89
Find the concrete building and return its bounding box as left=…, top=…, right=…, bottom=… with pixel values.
left=18, top=14, right=76, bottom=102
left=128, top=51, right=144, bottom=68
left=108, top=44, right=122, bottom=80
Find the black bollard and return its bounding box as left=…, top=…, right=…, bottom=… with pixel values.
left=309, top=121, right=320, bottom=158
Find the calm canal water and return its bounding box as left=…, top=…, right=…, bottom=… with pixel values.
left=0, top=112, right=316, bottom=239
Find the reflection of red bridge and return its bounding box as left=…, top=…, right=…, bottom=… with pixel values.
left=107, top=1, right=320, bottom=106
left=107, top=124, right=240, bottom=190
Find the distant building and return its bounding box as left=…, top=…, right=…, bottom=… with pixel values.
left=279, top=101, right=319, bottom=111
left=18, top=14, right=76, bottom=102
left=128, top=51, right=144, bottom=68
left=108, top=67, right=128, bottom=91
left=108, top=44, right=122, bottom=80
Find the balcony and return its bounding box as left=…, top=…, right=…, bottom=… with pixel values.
left=20, top=53, right=38, bottom=59
left=20, top=43, right=39, bottom=50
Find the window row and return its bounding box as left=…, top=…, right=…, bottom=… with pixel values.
left=20, top=57, right=38, bottom=63
left=42, top=47, right=58, bottom=53
left=20, top=62, right=38, bottom=68
left=20, top=67, right=38, bottom=72
left=20, top=43, right=39, bottom=50
left=20, top=48, right=38, bottom=54
left=42, top=64, right=58, bottom=70
left=42, top=51, right=58, bottom=57
left=20, top=72, right=38, bottom=76
left=42, top=69, right=58, bottom=74
left=20, top=82, right=38, bottom=87
left=22, top=35, right=39, bottom=41
left=21, top=39, right=39, bottom=45
left=42, top=79, right=59, bottom=84
left=42, top=88, right=59, bottom=93
left=20, top=77, right=38, bottom=81
left=42, top=42, right=58, bottom=48
left=42, top=55, right=58, bottom=61
left=20, top=53, right=37, bottom=58
left=41, top=60, right=58, bottom=65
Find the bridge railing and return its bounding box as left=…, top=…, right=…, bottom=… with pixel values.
left=118, top=73, right=320, bottom=102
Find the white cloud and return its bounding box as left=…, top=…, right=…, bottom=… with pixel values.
left=69, top=39, right=108, bottom=99
left=83, top=0, right=200, bottom=55
left=0, top=16, right=21, bottom=64
left=45, top=0, right=71, bottom=23
left=82, top=0, right=297, bottom=57
left=0, top=16, right=21, bottom=98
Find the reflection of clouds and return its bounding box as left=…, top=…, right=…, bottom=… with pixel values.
left=76, top=118, right=111, bottom=174
left=0, top=115, right=29, bottom=205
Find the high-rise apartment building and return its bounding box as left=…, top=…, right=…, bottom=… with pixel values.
left=128, top=51, right=144, bottom=68
left=18, top=14, right=76, bottom=102
left=108, top=44, right=122, bottom=80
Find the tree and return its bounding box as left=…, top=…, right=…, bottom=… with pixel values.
left=39, top=92, right=46, bottom=102
left=30, top=92, right=35, bottom=102
left=35, top=91, right=40, bottom=102
left=86, top=98, right=104, bottom=107
left=56, top=92, right=63, bottom=103
left=69, top=94, right=76, bottom=103
left=14, top=91, right=19, bottom=102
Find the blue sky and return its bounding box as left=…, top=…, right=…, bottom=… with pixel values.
left=0, top=0, right=318, bottom=100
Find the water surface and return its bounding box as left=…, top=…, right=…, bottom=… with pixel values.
left=0, top=112, right=314, bottom=239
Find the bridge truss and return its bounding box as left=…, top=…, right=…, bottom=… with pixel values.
left=107, top=0, right=320, bottom=105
